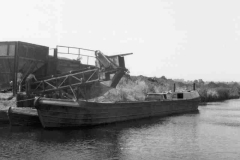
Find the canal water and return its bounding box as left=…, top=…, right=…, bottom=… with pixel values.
left=1, top=99, right=240, bottom=160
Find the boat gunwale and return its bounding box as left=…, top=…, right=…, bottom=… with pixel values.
left=36, top=97, right=200, bottom=106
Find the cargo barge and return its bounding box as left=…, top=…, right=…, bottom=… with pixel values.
left=35, top=91, right=200, bottom=128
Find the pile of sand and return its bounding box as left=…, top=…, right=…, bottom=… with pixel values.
left=0, top=93, right=13, bottom=100
left=0, top=93, right=16, bottom=109
left=87, top=79, right=147, bottom=102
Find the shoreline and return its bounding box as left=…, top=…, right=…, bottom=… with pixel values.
left=0, top=92, right=239, bottom=124
left=199, top=97, right=240, bottom=105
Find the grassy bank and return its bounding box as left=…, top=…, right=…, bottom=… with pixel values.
left=95, top=75, right=240, bottom=102
left=198, top=84, right=240, bottom=102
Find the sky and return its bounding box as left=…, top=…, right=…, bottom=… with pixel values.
left=1, top=0, right=240, bottom=82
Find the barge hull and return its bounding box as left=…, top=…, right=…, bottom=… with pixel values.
left=8, top=107, right=41, bottom=126
left=35, top=98, right=200, bottom=128
left=0, top=108, right=9, bottom=124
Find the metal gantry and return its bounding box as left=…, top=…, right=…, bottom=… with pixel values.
left=24, top=46, right=130, bottom=100
left=29, top=68, right=100, bottom=98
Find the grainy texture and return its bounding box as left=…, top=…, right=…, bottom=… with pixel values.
left=36, top=96, right=200, bottom=128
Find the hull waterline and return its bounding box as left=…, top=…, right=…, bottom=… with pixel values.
left=8, top=107, right=41, bottom=126
left=35, top=97, right=200, bottom=128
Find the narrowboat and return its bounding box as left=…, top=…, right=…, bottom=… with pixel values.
left=34, top=90, right=200, bottom=128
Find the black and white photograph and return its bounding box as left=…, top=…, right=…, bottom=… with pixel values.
left=0, top=0, right=240, bottom=159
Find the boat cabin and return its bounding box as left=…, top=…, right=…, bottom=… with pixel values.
left=171, top=91, right=199, bottom=100
left=145, top=93, right=169, bottom=101
left=145, top=91, right=199, bottom=101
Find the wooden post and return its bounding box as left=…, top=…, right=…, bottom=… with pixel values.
left=13, top=42, right=19, bottom=96
left=173, top=83, right=176, bottom=92
left=53, top=48, right=58, bottom=75
left=44, top=48, right=50, bottom=77
left=26, top=79, right=32, bottom=96
left=193, top=83, right=196, bottom=90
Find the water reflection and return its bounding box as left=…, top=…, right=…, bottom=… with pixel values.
left=1, top=112, right=199, bottom=160
left=1, top=100, right=240, bottom=160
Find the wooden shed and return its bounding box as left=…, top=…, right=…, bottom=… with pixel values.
left=0, top=41, right=49, bottom=94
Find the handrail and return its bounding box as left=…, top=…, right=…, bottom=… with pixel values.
left=57, top=45, right=96, bottom=52
left=56, top=45, right=96, bottom=65
left=57, top=52, right=95, bottom=58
